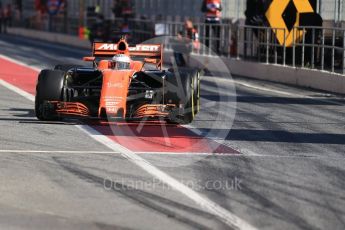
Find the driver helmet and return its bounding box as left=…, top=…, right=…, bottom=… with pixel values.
left=112, top=54, right=131, bottom=70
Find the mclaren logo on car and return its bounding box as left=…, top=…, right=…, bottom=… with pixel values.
left=130, top=45, right=161, bottom=52
left=97, top=44, right=117, bottom=50
left=96, top=44, right=160, bottom=52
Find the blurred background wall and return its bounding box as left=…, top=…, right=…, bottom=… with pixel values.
left=1, top=0, right=343, bottom=25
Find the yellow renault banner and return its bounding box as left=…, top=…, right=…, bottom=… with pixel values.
left=265, top=0, right=314, bottom=47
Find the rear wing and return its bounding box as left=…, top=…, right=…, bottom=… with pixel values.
left=92, top=42, right=163, bottom=68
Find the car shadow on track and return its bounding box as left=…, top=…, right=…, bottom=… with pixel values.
left=7, top=108, right=35, bottom=117
left=1, top=108, right=80, bottom=125
left=199, top=128, right=345, bottom=145
left=202, top=95, right=345, bottom=105
left=201, top=82, right=345, bottom=105
left=0, top=117, right=80, bottom=125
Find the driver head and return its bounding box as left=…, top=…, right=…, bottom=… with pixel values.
left=112, top=54, right=131, bottom=70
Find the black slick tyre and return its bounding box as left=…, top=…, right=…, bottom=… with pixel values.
left=35, top=70, right=65, bottom=121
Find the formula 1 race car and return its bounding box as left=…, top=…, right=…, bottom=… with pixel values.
left=35, top=38, right=200, bottom=124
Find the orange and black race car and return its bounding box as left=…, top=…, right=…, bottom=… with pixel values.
left=35, top=38, right=200, bottom=124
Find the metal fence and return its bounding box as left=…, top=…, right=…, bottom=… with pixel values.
left=293, top=26, right=345, bottom=74
left=12, top=16, right=345, bottom=75
left=128, top=20, right=345, bottom=75
left=237, top=25, right=345, bottom=74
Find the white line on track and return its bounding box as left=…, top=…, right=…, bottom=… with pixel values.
left=0, top=150, right=117, bottom=154
left=0, top=36, right=89, bottom=55
left=230, top=79, right=345, bottom=106
left=0, top=55, right=258, bottom=230
left=1, top=150, right=344, bottom=160
left=0, top=149, right=233, bottom=156
left=235, top=81, right=308, bottom=98
left=0, top=79, right=35, bottom=101
left=112, top=152, right=345, bottom=159
left=206, top=75, right=344, bottom=106
left=0, top=54, right=42, bottom=72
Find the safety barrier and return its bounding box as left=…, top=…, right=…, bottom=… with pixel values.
left=11, top=17, right=345, bottom=75
left=293, top=26, right=345, bottom=74
left=127, top=20, right=345, bottom=75
left=235, top=25, right=345, bottom=75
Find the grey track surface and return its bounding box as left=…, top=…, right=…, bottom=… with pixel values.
left=0, top=34, right=344, bottom=230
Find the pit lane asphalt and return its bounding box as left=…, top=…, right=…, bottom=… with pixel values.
left=0, top=34, right=345, bottom=230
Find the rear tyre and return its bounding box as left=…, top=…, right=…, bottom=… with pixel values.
left=167, top=69, right=200, bottom=124
left=35, top=70, right=65, bottom=121
left=179, top=72, right=193, bottom=124
left=191, top=70, right=200, bottom=115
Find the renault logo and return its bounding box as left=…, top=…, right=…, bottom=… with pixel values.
left=265, top=0, right=314, bottom=47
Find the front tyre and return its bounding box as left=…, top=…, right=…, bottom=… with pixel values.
left=35, top=70, right=65, bottom=121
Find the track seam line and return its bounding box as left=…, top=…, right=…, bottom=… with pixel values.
left=0, top=56, right=258, bottom=230
left=0, top=150, right=232, bottom=155
left=1, top=150, right=344, bottom=159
